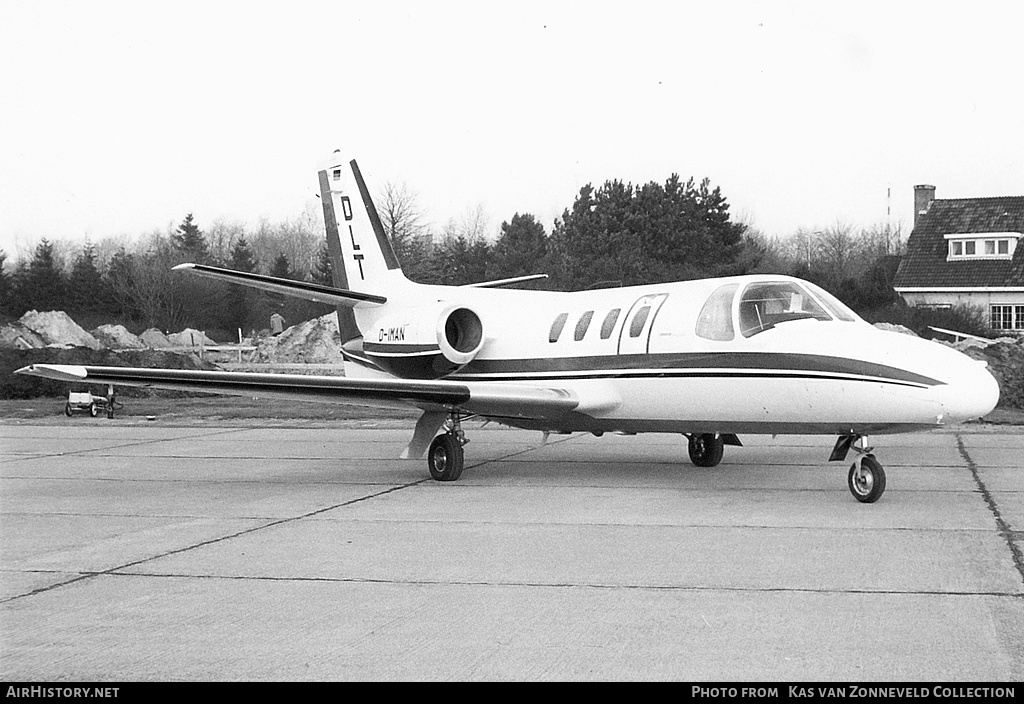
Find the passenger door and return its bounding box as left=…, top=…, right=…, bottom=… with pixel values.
left=617, top=293, right=668, bottom=355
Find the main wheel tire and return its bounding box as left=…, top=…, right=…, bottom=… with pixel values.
left=64, top=403, right=73, bottom=417
left=688, top=433, right=724, bottom=467
left=428, top=433, right=465, bottom=481
left=89, top=402, right=98, bottom=418
left=848, top=455, right=886, bottom=503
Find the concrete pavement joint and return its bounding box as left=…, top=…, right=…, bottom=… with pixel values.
left=36, top=569, right=1024, bottom=599
left=0, top=478, right=429, bottom=605
left=463, top=432, right=586, bottom=471
left=0, top=435, right=585, bottom=604
left=0, top=427, right=249, bottom=465
left=956, top=432, right=1024, bottom=590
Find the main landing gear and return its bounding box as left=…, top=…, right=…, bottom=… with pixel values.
left=831, top=435, right=886, bottom=503
left=686, top=433, right=741, bottom=468
left=427, top=412, right=467, bottom=481
left=688, top=433, right=724, bottom=467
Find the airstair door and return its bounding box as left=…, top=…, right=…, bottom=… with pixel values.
left=617, top=293, right=668, bottom=355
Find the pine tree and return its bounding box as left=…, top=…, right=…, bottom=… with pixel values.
left=171, top=213, right=210, bottom=263
left=229, top=235, right=257, bottom=272
left=13, top=239, right=66, bottom=313
left=270, top=252, right=292, bottom=279
left=103, top=247, right=139, bottom=320
left=68, top=242, right=105, bottom=313
left=488, top=213, right=548, bottom=284
left=224, top=235, right=258, bottom=330
left=549, top=175, right=748, bottom=290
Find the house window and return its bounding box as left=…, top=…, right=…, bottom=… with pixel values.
left=947, top=233, right=1020, bottom=261
left=990, top=305, right=1024, bottom=331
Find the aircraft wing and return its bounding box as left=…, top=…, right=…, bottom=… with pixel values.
left=172, top=263, right=387, bottom=307
left=14, top=364, right=582, bottom=420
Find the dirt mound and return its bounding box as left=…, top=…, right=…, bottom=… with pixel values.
left=252, top=313, right=344, bottom=364
left=91, top=324, right=146, bottom=349
left=139, top=328, right=171, bottom=348
left=2, top=310, right=103, bottom=350
left=0, top=323, right=45, bottom=349
left=167, top=328, right=218, bottom=347
left=1, top=347, right=218, bottom=399
left=873, top=322, right=918, bottom=337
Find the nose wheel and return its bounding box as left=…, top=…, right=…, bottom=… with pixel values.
left=848, top=454, right=886, bottom=503
left=834, top=435, right=887, bottom=503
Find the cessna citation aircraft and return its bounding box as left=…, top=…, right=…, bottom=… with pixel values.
left=16, top=152, right=1000, bottom=503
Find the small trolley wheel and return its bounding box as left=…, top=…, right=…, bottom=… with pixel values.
left=688, top=433, right=725, bottom=467
left=428, top=433, right=465, bottom=482
left=848, top=455, right=886, bottom=503
left=89, top=402, right=99, bottom=418
left=64, top=403, right=73, bottom=417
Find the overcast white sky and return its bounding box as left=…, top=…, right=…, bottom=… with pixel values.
left=1, top=0, right=1022, bottom=260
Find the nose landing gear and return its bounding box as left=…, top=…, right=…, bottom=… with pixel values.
left=832, top=434, right=887, bottom=503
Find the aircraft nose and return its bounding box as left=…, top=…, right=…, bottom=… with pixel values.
left=937, top=357, right=1000, bottom=423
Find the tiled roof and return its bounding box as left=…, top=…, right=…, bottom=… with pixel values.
left=893, top=196, right=1024, bottom=288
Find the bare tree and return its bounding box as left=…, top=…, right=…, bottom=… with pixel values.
left=815, top=221, right=863, bottom=282
left=207, top=218, right=247, bottom=265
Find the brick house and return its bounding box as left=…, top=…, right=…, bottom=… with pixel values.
left=893, top=185, right=1024, bottom=332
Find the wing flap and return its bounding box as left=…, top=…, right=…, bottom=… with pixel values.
left=173, top=263, right=386, bottom=307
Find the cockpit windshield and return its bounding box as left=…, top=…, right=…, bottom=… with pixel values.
left=803, top=282, right=860, bottom=322
left=739, top=281, right=832, bottom=337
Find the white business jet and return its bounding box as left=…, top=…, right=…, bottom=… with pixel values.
left=16, top=152, right=1000, bottom=502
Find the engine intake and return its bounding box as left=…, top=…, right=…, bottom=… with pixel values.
left=363, top=304, right=485, bottom=378
left=438, top=307, right=484, bottom=365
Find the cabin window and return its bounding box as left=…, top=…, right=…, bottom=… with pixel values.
left=695, top=284, right=738, bottom=341
left=332, top=168, right=342, bottom=180
left=739, top=282, right=831, bottom=337
left=804, top=282, right=858, bottom=322
left=600, top=309, right=621, bottom=339
left=629, top=306, right=651, bottom=337
left=549, top=313, right=569, bottom=342
left=575, top=311, right=594, bottom=341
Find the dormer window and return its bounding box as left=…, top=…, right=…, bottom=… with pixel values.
left=946, top=232, right=1020, bottom=261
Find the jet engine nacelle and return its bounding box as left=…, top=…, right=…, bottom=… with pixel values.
left=363, top=304, right=485, bottom=379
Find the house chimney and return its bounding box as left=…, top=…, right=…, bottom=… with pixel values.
left=914, top=185, right=936, bottom=228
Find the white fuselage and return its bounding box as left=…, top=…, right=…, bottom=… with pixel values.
left=353, top=273, right=1000, bottom=436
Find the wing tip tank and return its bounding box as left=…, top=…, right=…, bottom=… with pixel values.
left=14, top=364, right=89, bottom=381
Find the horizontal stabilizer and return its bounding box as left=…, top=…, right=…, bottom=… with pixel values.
left=464, top=274, right=549, bottom=289
left=173, top=263, right=387, bottom=307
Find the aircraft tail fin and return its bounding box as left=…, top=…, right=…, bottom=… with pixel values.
left=318, top=151, right=412, bottom=343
